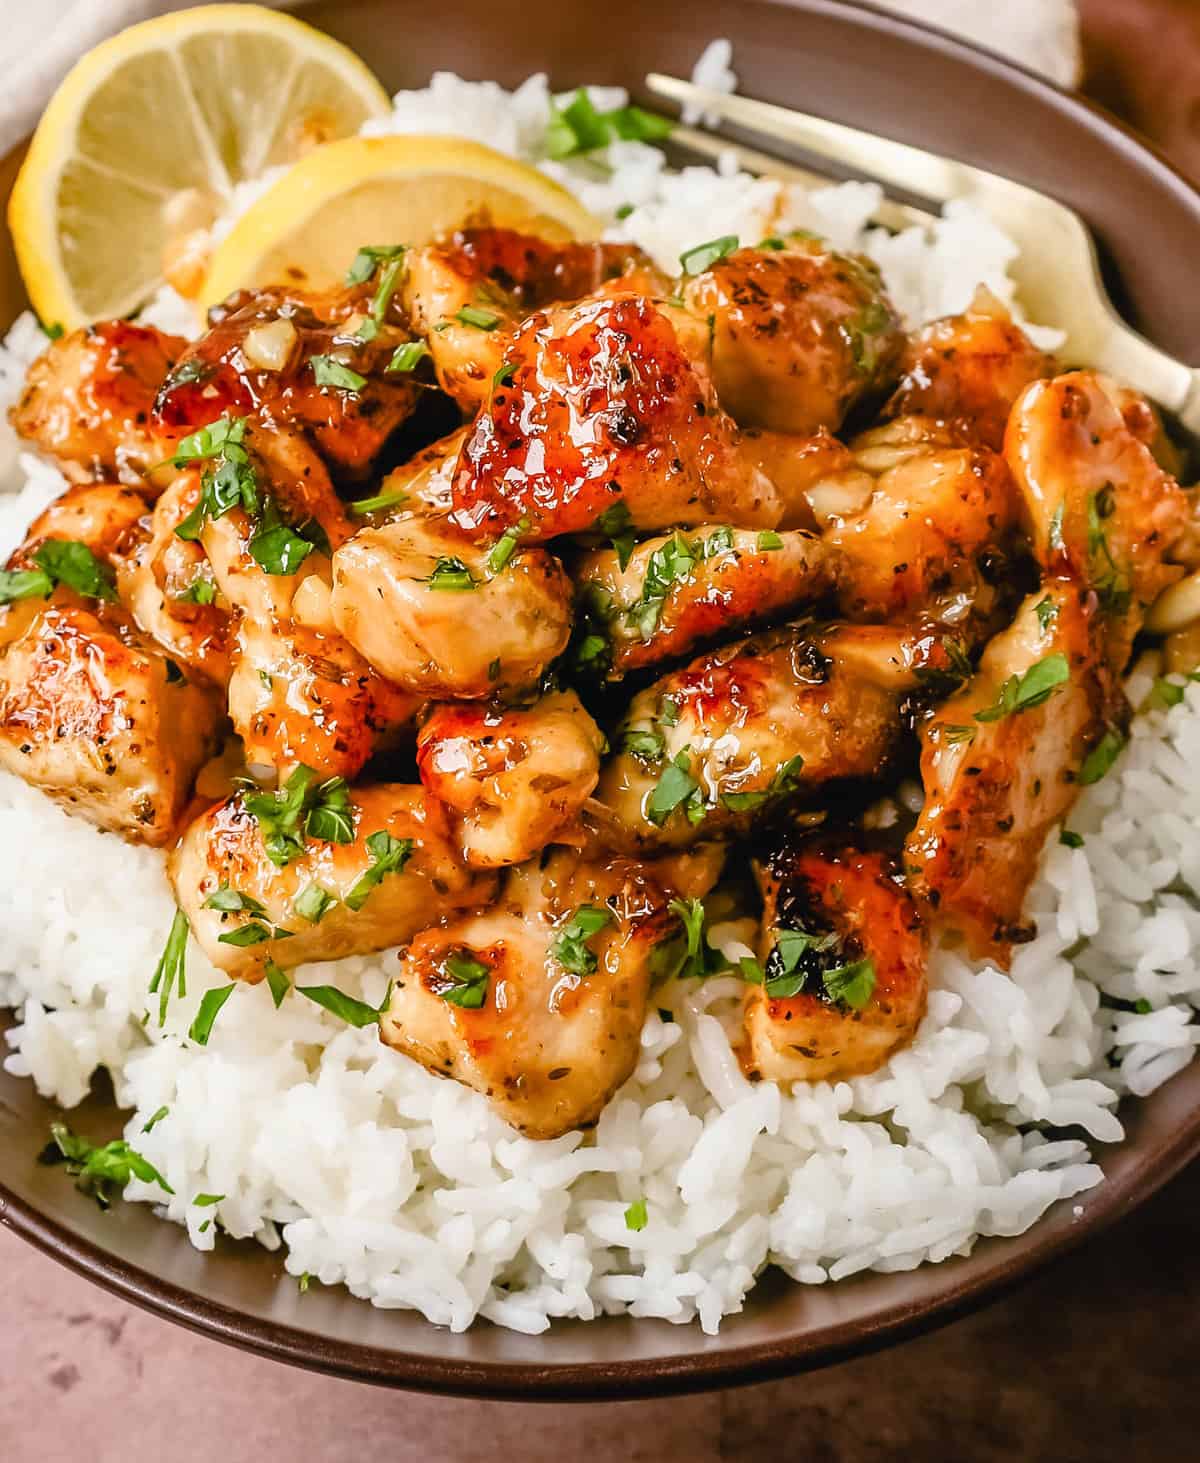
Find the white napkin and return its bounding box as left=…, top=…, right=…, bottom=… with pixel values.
left=0, top=0, right=1081, bottom=155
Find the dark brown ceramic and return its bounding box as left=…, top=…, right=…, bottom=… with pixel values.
left=1, top=0, right=1199, bottom=1401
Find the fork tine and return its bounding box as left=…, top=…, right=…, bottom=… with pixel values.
left=669, top=122, right=939, bottom=233
left=647, top=73, right=987, bottom=209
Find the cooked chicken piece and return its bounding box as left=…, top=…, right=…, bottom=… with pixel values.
left=329, top=513, right=573, bottom=698
left=153, top=282, right=424, bottom=480
left=195, top=425, right=352, bottom=624
left=804, top=416, right=1019, bottom=623
left=1005, top=371, right=1190, bottom=671
left=114, top=473, right=232, bottom=686
left=815, top=618, right=982, bottom=696
left=885, top=293, right=1053, bottom=450
left=905, top=581, right=1116, bottom=962
left=573, top=524, right=834, bottom=678
left=367, top=427, right=469, bottom=520
left=680, top=237, right=904, bottom=434
left=0, top=601, right=222, bottom=844
left=449, top=294, right=803, bottom=542
left=173, top=782, right=492, bottom=979
left=228, top=617, right=418, bottom=780
left=416, top=691, right=603, bottom=867
left=593, top=624, right=903, bottom=852
left=10, top=322, right=186, bottom=483
left=379, top=848, right=675, bottom=1138
left=743, top=840, right=926, bottom=1083
left=402, top=227, right=665, bottom=411
left=14, top=481, right=148, bottom=565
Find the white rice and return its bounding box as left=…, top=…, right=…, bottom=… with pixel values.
left=0, top=53, right=1195, bottom=1336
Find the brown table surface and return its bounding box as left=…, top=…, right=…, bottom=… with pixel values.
left=3, top=3, right=1199, bottom=1458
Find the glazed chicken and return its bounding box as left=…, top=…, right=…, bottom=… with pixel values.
left=173, top=782, right=493, bottom=978
left=5, top=210, right=1192, bottom=1137
left=379, top=848, right=675, bottom=1138
left=153, top=282, right=423, bottom=480
left=402, top=228, right=665, bottom=411
left=744, top=840, right=927, bottom=1083
left=573, top=525, right=834, bottom=678
left=594, top=623, right=903, bottom=852
left=416, top=691, right=604, bottom=867
left=327, top=513, right=573, bottom=698
left=885, top=292, right=1052, bottom=450
left=11, top=321, right=187, bottom=482
left=680, top=237, right=904, bottom=434
left=905, top=581, right=1114, bottom=961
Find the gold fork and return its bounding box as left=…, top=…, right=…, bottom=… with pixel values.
left=646, top=72, right=1200, bottom=439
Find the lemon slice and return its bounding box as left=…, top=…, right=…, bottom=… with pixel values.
left=9, top=4, right=391, bottom=328
left=202, top=134, right=601, bottom=309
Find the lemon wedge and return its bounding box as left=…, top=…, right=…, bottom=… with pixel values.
left=8, top=4, right=391, bottom=328
left=202, top=134, right=601, bottom=309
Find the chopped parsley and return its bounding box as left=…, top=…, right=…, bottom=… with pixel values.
left=171, top=416, right=258, bottom=540
left=1059, top=829, right=1085, bottom=849
left=188, top=983, right=236, bottom=1044
left=551, top=905, right=614, bottom=976
left=1145, top=676, right=1186, bottom=711
left=437, top=950, right=490, bottom=1009
left=178, top=572, right=216, bottom=605
left=595, top=501, right=636, bottom=570
left=40, top=1123, right=174, bottom=1209
left=757, top=926, right=840, bottom=999
left=297, top=983, right=389, bottom=1027
left=294, top=883, right=336, bottom=924
left=265, top=960, right=290, bottom=1008
left=488, top=517, right=531, bottom=574
left=659, top=696, right=680, bottom=727
left=661, top=897, right=730, bottom=982
left=141, top=1106, right=169, bottom=1134
left=622, top=726, right=666, bottom=763
left=242, top=765, right=356, bottom=868
left=39, top=319, right=65, bottom=340
left=1086, top=486, right=1131, bottom=616
left=821, top=956, right=877, bottom=1010
left=203, top=886, right=266, bottom=916
left=426, top=556, right=476, bottom=591
left=0, top=539, right=118, bottom=605
left=345, top=244, right=407, bottom=286
left=368, top=253, right=406, bottom=326
left=386, top=340, right=430, bottom=374
left=149, top=909, right=189, bottom=1026
left=624, top=1198, right=648, bottom=1232
left=344, top=831, right=413, bottom=912
left=974, top=653, right=1069, bottom=723
left=679, top=234, right=739, bottom=276
left=350, top=487, right=408, bottom=516
left=217, top=923, right=271, bottom=948
left=1079, top=727, right=1126, bottom=786
left=646, top=748, right=704, bottom=827
left=194, top=1192, right=224, bottom=1207
left=1034, top=596, right=1058, bottom=633
left=311, top=355, right=367, bottom=392
left=721, top=754, right=804, bottom=814
left=455, top=305, right=502, bottom=330
left=545, top=89, right=673, bottom=159
left=615, top=203, right=635, bottom=221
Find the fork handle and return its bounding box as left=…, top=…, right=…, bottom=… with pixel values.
left=1091, top=318, right=1200, bottom=439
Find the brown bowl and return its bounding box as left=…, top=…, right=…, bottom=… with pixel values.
left=2, top=0, right=1199, bottom=1401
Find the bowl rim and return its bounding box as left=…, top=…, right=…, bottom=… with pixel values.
left=2, top=0, right=1200, bottom=1401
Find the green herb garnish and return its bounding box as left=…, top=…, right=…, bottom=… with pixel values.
left=149, top=909, right=189, bottom=1026
left=40, top=1123, right=174, bottom=1209
left=646, top=748, right=704, bottom=827
left=596, top=500, right=635, bottom=570
left=311, top=355, right=367, bottom=392
left=345, top=244, right=407, bottom=286
left=426, top=556, right=476, bottom=591
left=386, top=340, right=430, bottom=375
left=437, top=951, right=490, bottom=1009
left=242, top=765, right=356, bottom=868
left=488, top=517, right=531, bottom=574
left=679, top=235, right=739, bottom=276
left=455, top=305, right=502, bottom=330
left=1079, top=728, right=1125, bottom=785
left=624, top=1198, right=648, bottom=1232
left=974, top=653, right=1070, bottom=723
left=141, top=1106, right=169, bottom=1134
left=1060, top=829, right=1085, bottom=849
left=822, top=956, right=876, bottom=1010
left=297, top=983, right=388, bottom=1027
left=349, top=488, right=409, bottom=516
left=189, top=983, right=236, bottom=1044
left=265, top=960, right=290, bottom=1009
left=294, top=883, right=335, bottom=924
left=551, top=905, right=614, bottom=976
left=545, top=89, right=673, bottom=159
left=721, top=754, right=805, bottom=814
left=344, top=831, right=414, bottom=912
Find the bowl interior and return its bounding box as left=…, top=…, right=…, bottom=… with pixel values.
left=2, top=0, right=1199, bottom=1400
